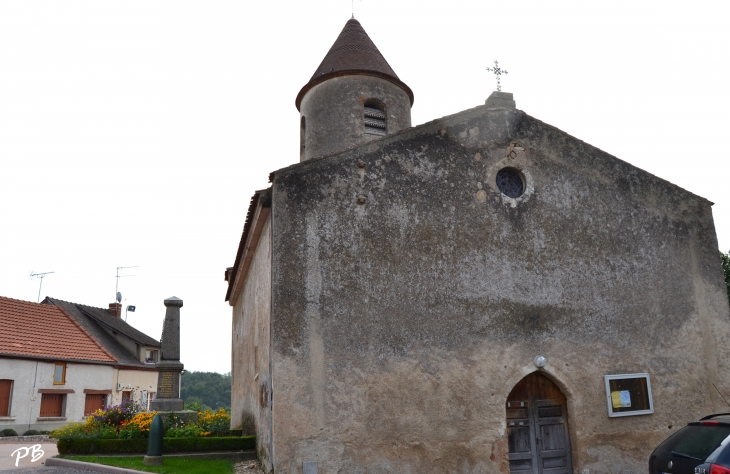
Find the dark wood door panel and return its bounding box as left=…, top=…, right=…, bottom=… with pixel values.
left=507, top=373, right=572, bottom=474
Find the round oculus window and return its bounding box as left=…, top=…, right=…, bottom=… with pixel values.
left=496, top=168, right=525, bottom=198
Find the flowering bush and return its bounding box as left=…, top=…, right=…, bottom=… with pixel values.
left=127, top=411, right=158, bottom=432
left=51, top=400, right=232, bottom=440
left=91, top=400, right=140, bottom=427
left=197, top=408, right=231, bottom=437
left=50, top=423, right=90, bottom=439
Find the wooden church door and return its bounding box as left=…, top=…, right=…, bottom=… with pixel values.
left=506, top=372, right=573, bottom=474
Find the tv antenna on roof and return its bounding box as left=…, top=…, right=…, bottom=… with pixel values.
left=28, top=270, right=55, bottom=303
left=116, top=266, right=138, bottom=300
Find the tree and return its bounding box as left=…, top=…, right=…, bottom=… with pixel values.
left=721, top=251, right=730, bottom=304
left=180, top=371, right=231, bottom=411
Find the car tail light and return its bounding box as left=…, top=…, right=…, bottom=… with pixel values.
left=702, top=421, right=720, bottom=425
left=710, top=464, right=730, bottom=474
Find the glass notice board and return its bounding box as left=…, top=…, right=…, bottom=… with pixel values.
left=604, top=373, right=654, bottom=417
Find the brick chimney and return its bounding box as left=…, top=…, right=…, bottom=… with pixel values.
left=109, top=303, right=122, bottom=317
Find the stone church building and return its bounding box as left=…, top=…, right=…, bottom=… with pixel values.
left=225, top=18, right=730, bottom=473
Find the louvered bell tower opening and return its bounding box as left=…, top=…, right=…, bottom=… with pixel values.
left=364, top=100, right=387, bottom=136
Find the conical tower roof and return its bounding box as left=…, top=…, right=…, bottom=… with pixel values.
left=295, top=19, right=414, bottom=110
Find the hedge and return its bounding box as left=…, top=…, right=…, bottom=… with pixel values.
left=57, top=436, right=255, bottom=455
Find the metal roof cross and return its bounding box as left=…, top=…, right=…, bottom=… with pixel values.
left=486, top=60, right=508, bottom=92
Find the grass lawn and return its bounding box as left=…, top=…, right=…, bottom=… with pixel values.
left=64, top=455, right=235, bottom=474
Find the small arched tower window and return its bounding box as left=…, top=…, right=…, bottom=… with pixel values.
left=364, top=100, right=387, bottom=136
left=300, top=116, right=306, bottom=160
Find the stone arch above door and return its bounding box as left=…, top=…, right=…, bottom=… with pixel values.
left=506, top=371, right=573, bottom=474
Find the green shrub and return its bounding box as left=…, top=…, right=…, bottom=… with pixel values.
left=162, top=411, right=185, bottom=431
left=23, top=430, right=42, bottom=436
left=50, top=423, right=91, bottom=439
left=97, top=426, right=118, bottom=439
left=166, top=424, right=204, bottom=438
left=118, top=424, right=145, bottom=439
left=1, top=429, right=18, bottom=436
left=56, top=436, right=256, bottom=455
left=183, top=400, right=211, bottom=412
left=57, top=438, right=147, bottom=455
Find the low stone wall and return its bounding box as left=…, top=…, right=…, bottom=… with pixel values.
left=0, top=435, right=53, bottom=442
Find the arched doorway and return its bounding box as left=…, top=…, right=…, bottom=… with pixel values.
left=506, top=372, right=573, bottom=473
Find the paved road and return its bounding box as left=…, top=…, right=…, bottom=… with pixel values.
left=0, top=441, right=58, bottom=472
left=3, top=468, right=97, bottom=473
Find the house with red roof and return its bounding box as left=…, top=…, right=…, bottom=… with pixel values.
left=0, top=296, right=161, bottom=433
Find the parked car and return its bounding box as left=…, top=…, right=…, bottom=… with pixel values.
left=650, top=414, right=730, bottom=474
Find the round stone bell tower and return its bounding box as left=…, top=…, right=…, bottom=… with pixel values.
left=296, top=19, right=414, bottom=162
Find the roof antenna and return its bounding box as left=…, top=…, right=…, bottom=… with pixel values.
left=352, top=0, right=360, bottom=19
left=116, top=266, right=138, bottom=301
left=28, top=270, right=55, bottom=303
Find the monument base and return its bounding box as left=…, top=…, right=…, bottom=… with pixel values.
left=171, top=409, right=197, bottom=425
left=149, top=398, right=184, bottom=412
left=144, top=455, right=163, bottom=466
left=147, top=407, right=197, bottom=426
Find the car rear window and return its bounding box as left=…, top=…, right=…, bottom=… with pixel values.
left=655, top=425, right=730, bottom=460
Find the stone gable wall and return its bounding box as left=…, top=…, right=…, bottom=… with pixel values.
left=269, top=106, right=730, bottom=473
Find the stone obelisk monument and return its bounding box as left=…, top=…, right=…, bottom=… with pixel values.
left=149, top=297, right=185, bottom=411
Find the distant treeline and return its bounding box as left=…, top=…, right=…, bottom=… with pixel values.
left=180, top=371, right=231, bottom=411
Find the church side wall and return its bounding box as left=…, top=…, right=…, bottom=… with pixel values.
left=270, top=107, right=730, bottom=473
left=231, top=215, right=272, bottom=469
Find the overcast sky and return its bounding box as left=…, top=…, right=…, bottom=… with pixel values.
left=1, top=0, right=728, bottom=374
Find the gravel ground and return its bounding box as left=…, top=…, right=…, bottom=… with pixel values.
left=234, top=459, right=265, bottom=474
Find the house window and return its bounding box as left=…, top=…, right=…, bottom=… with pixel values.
left=122, top=391, right=131, bottom=406
left=39, top=393, right=64, bottom=417
left=147, top=392, right=156, bottom=411
left=364, top=100, right=386, bottom=136
left=53, top=363, right=66, bottom=385
left=145, top=350, right=158, bottom=363
left=84, top=394, right=106, bottom=415
left=0, top=380, right=12, bottom=416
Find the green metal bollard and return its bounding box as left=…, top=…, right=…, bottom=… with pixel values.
left=144, top=414, right=164, bottom=466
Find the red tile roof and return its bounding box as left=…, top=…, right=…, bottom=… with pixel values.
left=0, top=296, right=117, bottom=363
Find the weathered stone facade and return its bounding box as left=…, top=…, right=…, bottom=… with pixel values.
left=231, top=212, right=273, bottom=466
left=299, top=75, right=412, bottom=162
left=226, top=17, right=730, bottom=474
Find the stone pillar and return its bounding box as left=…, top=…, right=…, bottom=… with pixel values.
left=149, top=297, right=185, bottom=411
left=485, top=91, right=516, bottom=109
